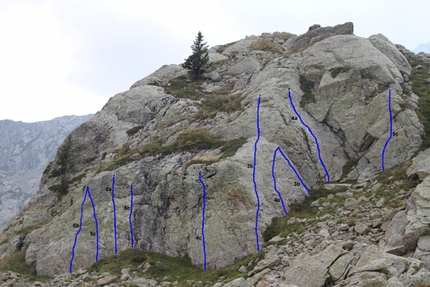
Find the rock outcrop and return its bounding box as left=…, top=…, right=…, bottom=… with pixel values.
left=0, top=22, right=426, bottom=278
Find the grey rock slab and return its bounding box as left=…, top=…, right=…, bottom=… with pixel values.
left=406, top=148, right=430, bottom=180
left=252, top=253, right=281, bottom=273
left=386, top=277, right=404, bottom=287
left=355, top=223, right=370, bottom=235
left=223, top=277, right=251, bottom=287
left=227, top=58, right=261, bottom=75
left=280, top=242, right=346, bottom=287
left=404, top=177, right=430, bottom=251
left=130, top=64, right=186, bottom=89
left=376, top=197, right=385, bottom=208
left=238, top=265, right=247, bottom=273
left=352, top=245, right=408, bottom=278
left=417, top=235, right=430, bottom=252
left=328, top=251, right=360, bottom=281
left=268, top=235, right=285, bottom=243
left=368, top=34, right=412, bottom=75
left=344, top=198, right=358, bottom=209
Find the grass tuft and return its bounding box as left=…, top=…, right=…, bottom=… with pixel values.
left=0, top=249, right=50, bottom=282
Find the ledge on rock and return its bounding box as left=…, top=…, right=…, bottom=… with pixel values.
left=289, top=22, right=354, bottom=52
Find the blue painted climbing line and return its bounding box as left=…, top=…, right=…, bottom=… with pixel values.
left=288, top=89, right=331, bottom=183
left=198, top=171, right=207, bottom=270
left=129, top=185, right=135, bottom=248
left=69, top=186, right=99, bottom=273
left=271, top=148, right=289, bottom=215
left=252, top=95, right=261, bottom=251
left=111, top=175, right=118, bottom=254
left=275, top=147, right=311, bottom=195
left=382, top=89, right=393, bottom=171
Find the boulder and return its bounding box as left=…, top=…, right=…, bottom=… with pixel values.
left=404, top=177, right=430, bottom=251
left=406, top=148, right=430, bottom=180
left=288, top=22, right=354, bottom=52
left=384, top=210, right=408, bottom=255
left=280, top=243, right=346, bottom=287
left=97, top=275, right=118, bottom=286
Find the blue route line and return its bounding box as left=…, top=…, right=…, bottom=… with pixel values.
left=288, top=89, right=330, bottom=183
left=129, top=185, right=135, bottom=248
left=69, top=186, right=99, bottom=273
left=275, top=147, right=311, bottom=195
left=382, top=89, right=393, bottom=171
left=252, top=95, right=261, bottom=251
left=198, top=171, right=207, bottom=270
left=111, top=175, right=118, bottom=254
left=271, top=148, right=289, bottom=215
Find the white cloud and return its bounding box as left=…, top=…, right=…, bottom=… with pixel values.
left=0, top=1, right=104, bottom=122
left=0, top=0, right=428, bottom=122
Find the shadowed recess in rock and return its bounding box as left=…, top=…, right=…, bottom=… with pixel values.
left=198, top=171, right=207, bottom=270
left=252, top=96, right=262, bottom=251
left=287, top=88, right=331, bottom=183
left=69, top=186, right=99, bottom=273
left=382, top=89, right=393, bottom=171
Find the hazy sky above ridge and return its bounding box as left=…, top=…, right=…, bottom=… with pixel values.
left=0, top=0, right=428, bottom=122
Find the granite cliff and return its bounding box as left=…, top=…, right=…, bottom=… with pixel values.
left=0, top=22, right=429, bottom=285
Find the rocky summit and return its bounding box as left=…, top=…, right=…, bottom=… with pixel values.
left=1, top=22, right=430, bottom=286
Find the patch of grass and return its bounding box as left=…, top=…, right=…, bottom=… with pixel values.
left=363, top=161, right=421, bottom=208
left=399, top=102, right=415, bottom=110
left=139, top=129, right=224, bottom=158
left=299, top=75, right=316, bottom=106
left=263, top=187, right=346, bottom=241
left=87, top=248, right=147, bottom=275
left=330, top=66, right=350, bottom=78
left=192, top=91, right=244, bottom=121
left=250, top=39, right=283, bottom=54
left=342, top=157, right=360, bottom=178
left=169, top=128, right=224, bottom=153
left=403, top=54, right=430, bottom=150
left=107, top=156, right=132, bottom=171
left=126, top=124, right=146, bottom=136
left=0, top=249, right=50, bottom=282
left=165, top=75, right=206, bottom=100
left=220, top=137, right=247, bottom=158
left=87, top=248, right=262, bottom=286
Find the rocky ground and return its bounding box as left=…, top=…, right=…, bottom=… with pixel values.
left=2, top=153, right=430, bottom=287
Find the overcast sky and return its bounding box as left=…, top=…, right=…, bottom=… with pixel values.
left=1, top=0, right=429, bottom=123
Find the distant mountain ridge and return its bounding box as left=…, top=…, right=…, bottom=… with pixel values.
left=0, top=115, right=93, bottom=231
left=414, top=42, right=430, bottom=53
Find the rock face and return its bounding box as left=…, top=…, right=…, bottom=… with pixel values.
left=0, top=115, right=92, bottom=231
left=0, top=22, right=426, bottom=276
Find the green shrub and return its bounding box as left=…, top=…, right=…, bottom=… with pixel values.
left=221, top=137, right=247, bottom=158
left=165, top=75, right=206, bottom=100
left=126, top=125, right=145, bottom=136
left=169, top=129, right=224, bottom=153
left=192, top=93, right=244, bottom=121
left=0, top=249, right=50, bottom=282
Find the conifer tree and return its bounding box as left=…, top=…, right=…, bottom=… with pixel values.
left=182, top=31, right=211, bottom=79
